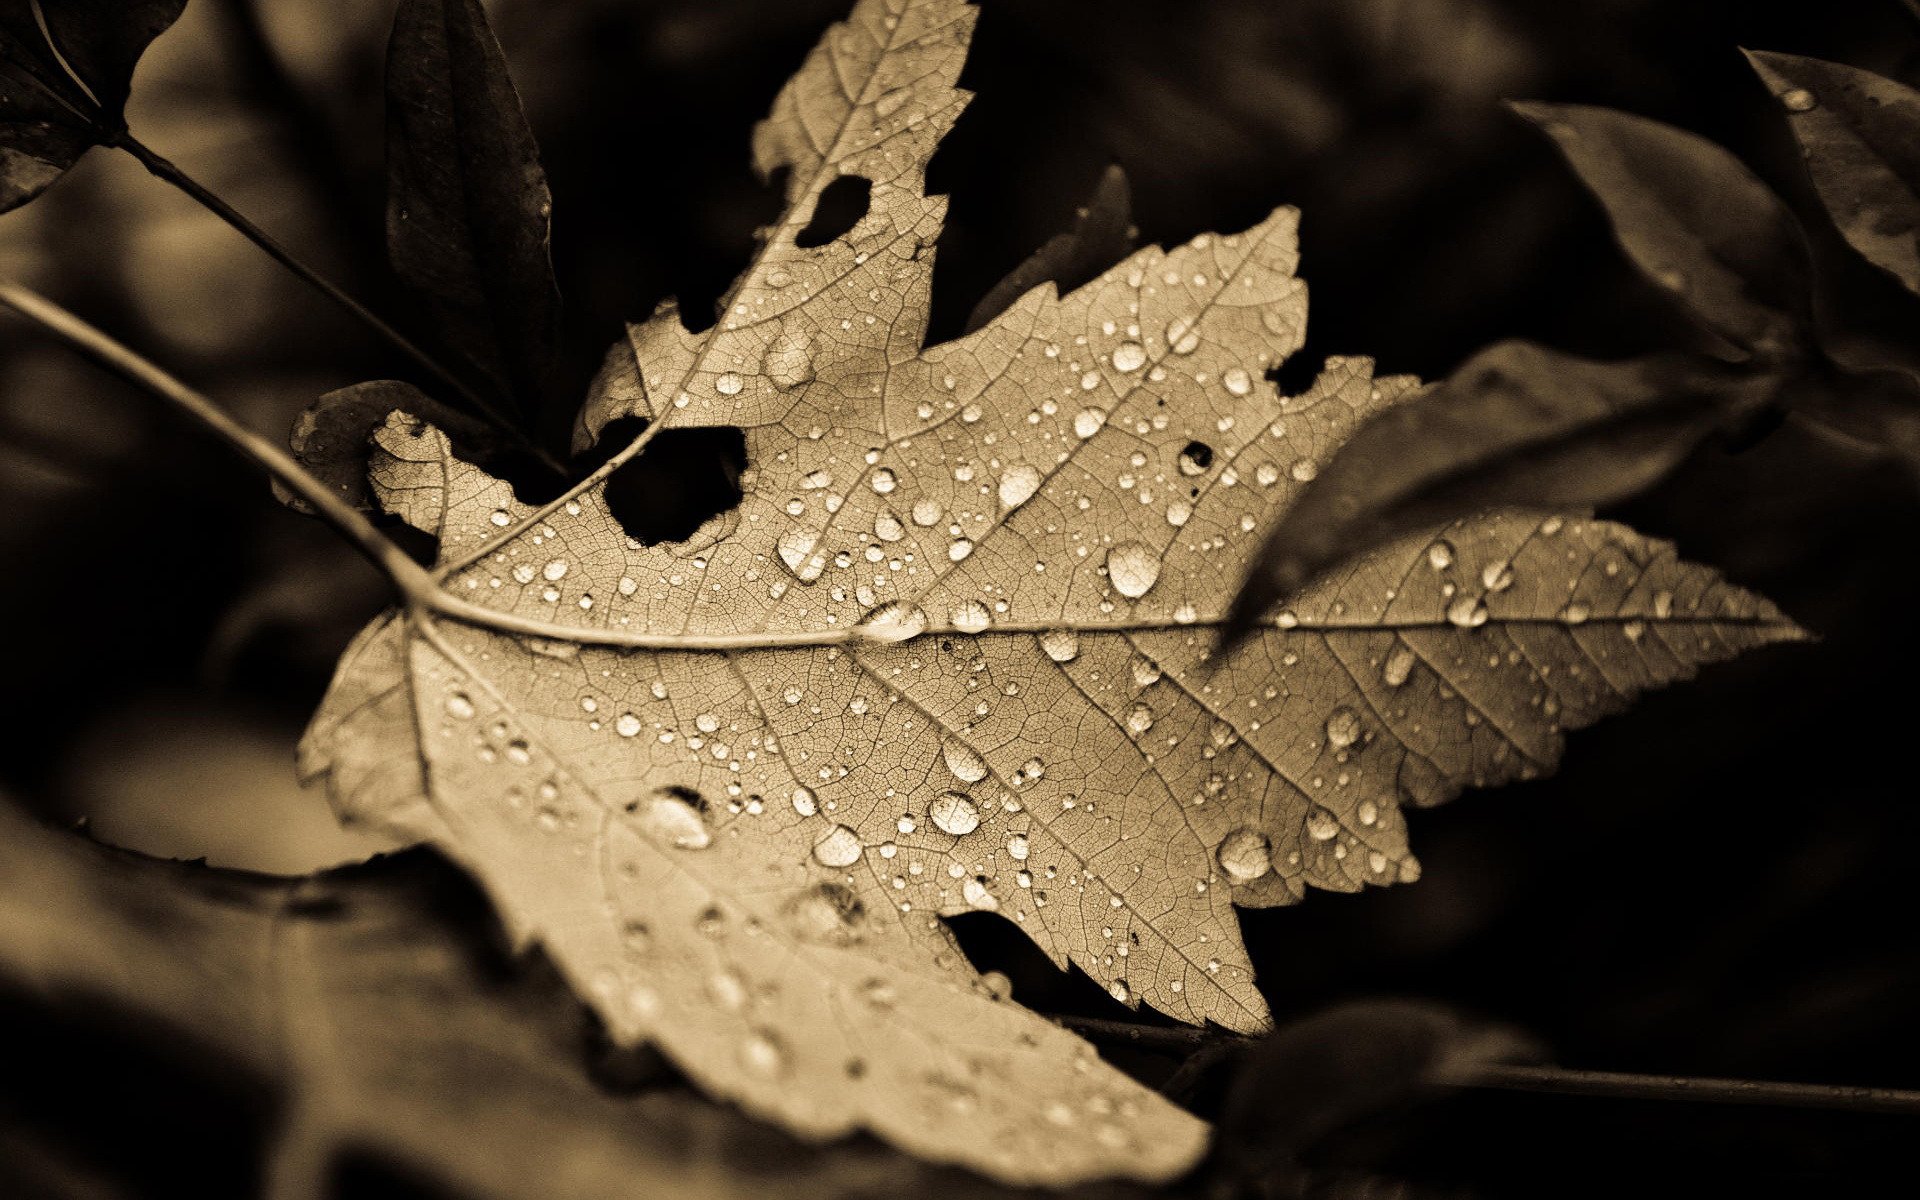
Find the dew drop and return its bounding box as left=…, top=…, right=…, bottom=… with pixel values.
left=1222, top=367, right=1252, bottom=396
left=813, top=824, right=863, bottom=867
left=1324, top=706, right=1362, bottom=748
left=943, top=739, right=990, bottom=783
left=1165, top=317, right=1200, bottom=355
left=792, top=786, right=819, bottom=817
left=1446, top=594, right=1488, bottom=628
left=962, top=877, right=998, bottom=910
left=912, top=498, right=943, bottom=527
left=1132, top=656, right=1162, bottom=687
left=777, top=528, right=826, bottom=582
left=998, top=463, right=1042, bottom=510
left=1039, top=629, right=1080, bottom=663
left=1782, top=87, right=1816, bottom=112
left=1216, top=827, right=1272, bottom=882
left=639, top=792, right=711, bottom=850
left=1481, top=560, right=1514, bottom=592
left=1288, top=458, right=1317, bottom=482
left=489, top=509, right=511, bottom=527
left=1112, top=341, right=1147, bottom=372
left=615, top=713, right=643, bottom=737
left=949, top=599, right=991, bottom=633
left=542, top=559, right=569, bottom=581
left=1006, top=833, right=1031, bottom=861
left=1177, top=441, right=1213, bottom=476
left=1108, top=979, right=1132, bottom=1005
left=948, top=538, right=975, bottom=562
left=1073, top=407, right=1107, bottom=439
left=857, top=601, right=927, bottom=643
left=870, top=468, right=897, bottom=494
left=445, top=692, right=476, bottom=719
left=1382, top=644, right=1416, bottom=688
left=715, top=372, right=744, bottom=395
left=929, top=790, right=982, bottom=836
left=1305, top=806, right=1340, bottom=841
left=1559, top=601, right=1591, bottom=626
left=1125, top=703, right=1154, bottom=735
left=739, top=1031, right=787, bottom=1077
left=1427, top=539, right=1455, bottom=570
left=1106, top=541, right=1161, bottom=598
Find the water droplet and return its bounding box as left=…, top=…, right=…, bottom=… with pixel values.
left=739, top=1030, right=787, bottom=1077
left=1165, top=317, right=1200, bottom=355
left=857, top=601, right=927, bottom=643
left=1108, top=979, right=1132, bottom=1004
left=1653, top=590, right=1674, bottom=619
left=1222, top=367, right=1252, bottom=396
left=912, top=498, right=943, bottom=527
left=1073, top=407, right=1107, bottom=438
left=639, top=792, right=711, bottom=849
left=489, top=509, right=511, bottom=527
left=1216, top=827, right=1272, bottom=882
left=542, top=559, right=569, bottom=581
left=1040, top=629, right=1079, bottom=662
left=1382, top=644, right=1416, bottom=687
left=1320, top=707, right=1362, bottom=750
left=962, top=877, right=998, bottom=910
left=948, top=538, right=974, bottom=562
left=1481, top=560, right=1514, bottom=592
left=1782, top=87, right=1816, bottom=112
left=1427, top=539, right=1455, bottom=570
left=1289, top=459, right=1317, bottom=482
left=764, top=331, right=815, bottom=389
left=870, top=468, right=897, bottom=494
left=1165, top=500, right=1192, bottom=527
left=1305, top=806, right=1340, bottom=840
left=813, top=824, right=864, bottom=867
left=715, top=372, right=744, bottom=395
left=504, top=739, right=532, bottom=766
left=1106, top=541, right=1161, bottom=598
left=1112, top=341, right=1147, bottom=372
left=943, top=738, right=990, bottom=783
left=792, top=786, right=819, bottom=817
left=1559, top=601, right=1591, bottom=625
left=615, top=713, right=643, bottom=737
left=1446, top=594, right=1488, bottom=628
left=1125, top=703, right=1154, bottom=735
left=1357, top=798, right=1379, bottom=826
left=445, top=692, right=476, bottom=719
left=786, top=881, right=865, bottom=943
left=777, top=528, right=825, bottom=582
left=949, top=599, right=991, bottom=632
left=998, top=463, right=1042, bottom=510
left=1007, top=833, right=1030, bottom=861
left=930, top=790, right=982, bottom=836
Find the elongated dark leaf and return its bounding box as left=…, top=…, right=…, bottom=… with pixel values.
left=0, top=0, right=186, bottom=211
left=385, top=0, right=559, bottom=412
left=0, top=802, right=1046, bottom=1200
left=1225, top=342, right=1775, bottom=646
left=1510, top=101, right=1813, bottom=361
left=1746, top=51, right=1920, bottom=301
left=277, top=379, right=510, bottom=514
left=963, top=163, right=1135, bottom=334
left=1797, top=361, right=1920, bottom=474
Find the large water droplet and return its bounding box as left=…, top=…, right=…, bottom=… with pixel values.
left=1427, top=539, right=1455, bottom=570
left=1039, top=629, right=1079, bottom=662
left=1222, top=367, right=1252, bottom=396
left=1216, top=827, right=1272, bottom=882
left=638, top=791, right=711, bottom=849
left=764, top=332, right=815, bottom=390
left=930, top=790, right=982, bottom=836
left=1781, top=87, right=1816, bottom=112
left=813, top=824, right=864, bottom=867
left=1006, top=833, right=1030, bottom=861
left=943, top=738, right=990, bottom=783
left=1106, top=541, right=1161, bottom=598
left=1446, top=594, right=1488, bottom=628
left=715, top=372, right=744, bottom=395
left=1324, top=706, right=1362, bottom=749
left=1073, top=407, right=1107, bottom=439
left=445, top=692, right=476, bottom=719
left=912, top=498, right=943, bottom=527
left=739, top=1030, right=787, bottom=1077
left=1111, top=341, right=1147, bottom=372
left=1125, top=703, right=1154, bottom=735
left=1165, top=317, right=1200, bottom=355
left=870, top=468, right=897, bottom=494
left=786, top=881, right=865, bottom=943
left=998, top=463, right=1042, bottom=511
left=1305, top=806, right=1340, bottom=841
left=857, top=601, right=927, bottom=643
left=792, top=786, right=819, bottom=817
left=949, top=599, right=991, bottom=633
left=1382, top=643, right=1416, bottom=688
left=777, top=528, right=826, bottom=582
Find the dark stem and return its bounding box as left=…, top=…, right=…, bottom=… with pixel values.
left=1059, top=1015, right=1236, bottom=1052
left=109, top=131, right=565, bottom=476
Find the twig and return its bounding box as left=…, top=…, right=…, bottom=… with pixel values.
left=1059, top=1015, right=1241, bottom=1052
left=1440, top=1062, right=1920, bottom=1116
left=0, top=283, right=437, bottom=600
left=107, top=131, right=565, bottom=477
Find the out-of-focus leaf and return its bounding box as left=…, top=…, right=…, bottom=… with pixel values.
left=0, top=801, right=1063, bottom=1200
left=1226, top=342, right=1779, bottom=643
left=385, top=0, right=559, bottom=412
left=0, top=0, right=186, bottom=212
left=1214, top=999, right=1540, bottom=1186
left=1510, top=101, right=1813, bottom=361
left=1796, top=361, right=1920, bottom=474
left=963, top=163, right=1136, bottom=334
left=277, top=379, right=510, bottom=514
left=1746, top=51, right=1920, bottom=301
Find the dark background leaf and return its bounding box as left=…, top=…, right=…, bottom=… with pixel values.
left=0, top=0, right=187, bottom=211
left=1747, top=50, right=1920, bottom=299
left=962, top=162, right=1135, bottom=334
left=384, top=0, right=559, bottom=423
left=1225, top=343, right=1773, bottom=644
left=1510, top=100, right=1814, bottom=362
left=278, top=377, right=512, bottom=514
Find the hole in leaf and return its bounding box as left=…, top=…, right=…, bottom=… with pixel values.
left=1269, top=347, right=1324, bottom=399
left=581, top=417, right=748, bottom=546
left=1180, top=440, right=1214, bottom=472
left=795, top=175, right=871, bottom=248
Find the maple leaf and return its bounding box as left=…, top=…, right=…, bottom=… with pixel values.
left=300, top=0, right=1803, bottom=1181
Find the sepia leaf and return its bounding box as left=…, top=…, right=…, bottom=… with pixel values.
left=1510, top=101, right=1813, bottom=361
left=303, top=0, right=1803, bottom=1182
left=385, top=0, right=560, bottom=412
left=0, top=802, right=1066, bottom=1200
left=0, top=0, right=186, bottom=212
left=1225, top=343, right=1779, bottom=642
left=1745, top=51, right=1920, bottom=301
left=279, top=378, right=511, bottom=514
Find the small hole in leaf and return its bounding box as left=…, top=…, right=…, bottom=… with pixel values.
left=1180, top=440, right=1214, bottom=472
left=583, top=417, right=748, bottom=546
left=795, top=175, right=871, bottom=248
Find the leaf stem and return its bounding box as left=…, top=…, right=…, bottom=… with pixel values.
left=107, top=131, right=565, bottom=476
left=0, top=283, right=438, bottom=602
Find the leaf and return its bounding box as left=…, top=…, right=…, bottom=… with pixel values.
left=0, top=0, right=186, bottom=212
left=1510, top=101, right=1813, bottom=361
left=964, top=163, right=1136, bottom=335
left=385, top=0, right=560, bottom=411
left=279, top=379, right=512, bottom=514
left=1745, top=51, right=1920, bottom=300
left=1225, top=343, right=1780, bottom=643
left=0, top=802, right=1066, bottom=1200
left=303, top=0, right=1802, bottom=1182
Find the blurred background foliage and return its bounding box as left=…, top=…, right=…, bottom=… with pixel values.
left=5, top=0, right=1920, bottom=1194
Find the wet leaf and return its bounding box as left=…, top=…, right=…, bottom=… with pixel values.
left=0, top=802, right=1062, bottom=1200
left=1746, top=51, right=1920, bottom=301
left=1511, top=101, right=1813, bottom=361
left=1226, top=343, right=1780, bottom=641
left=304, top=0, right=1801, bottom=1182
left=385, top=0, right=560, bottom=411
left=0, top=0, right=186, bottom=212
